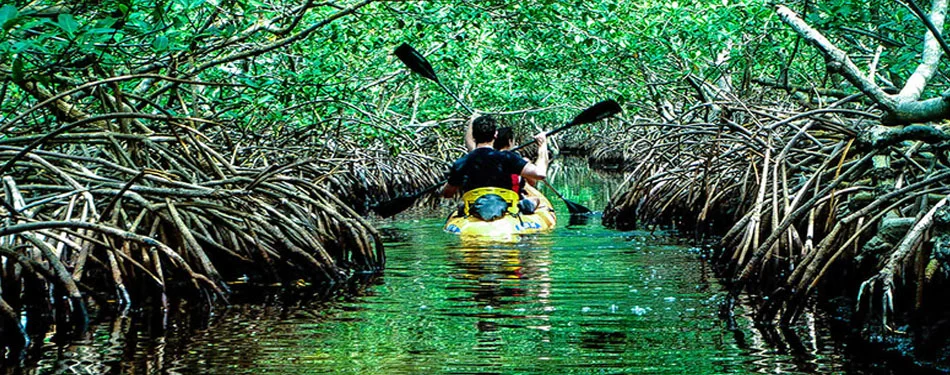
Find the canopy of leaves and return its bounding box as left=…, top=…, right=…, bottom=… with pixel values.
left=0, top=0, right=944, bottom=150
left=0, top=1, right=739, bottom=149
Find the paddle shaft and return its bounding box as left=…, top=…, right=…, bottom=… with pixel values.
left=404, top=62, right=611, bottom=198
left=542, top=180, right=567, bottom=200
left=373, top=99, right=615, bottom=216
left=413, top=66, right=574, bottom=175
left=510, top=120, right=576, bottom=152
left=425, top=73, right=569, bottom=143
left=412, top=180, right=445, bottom=199
left=434, top=80, right=474, bottom=114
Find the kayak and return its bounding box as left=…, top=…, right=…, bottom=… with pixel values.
left=443, top=184, right=557, bottom=238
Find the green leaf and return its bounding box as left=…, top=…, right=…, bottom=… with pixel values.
left=12, top=40, right=32, bottom=53
left=57, top=13, right=79, bottom=35
left=152, top=35, right=169, bottom=51
left=0, top=5, right=17, bottom=30
left=87, top=27, right=117, bottom=35
left=95, top=17, right=117, bottom=29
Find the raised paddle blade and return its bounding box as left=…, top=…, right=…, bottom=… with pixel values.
left=394, top=43, right=474, bottom=113
left=394, top=43, right=439, bottom=82
left=568, top=99, right=622, bottom=125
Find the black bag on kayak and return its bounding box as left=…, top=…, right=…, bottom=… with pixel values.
left=518, top=198, right=537, bottom=214
left=471, top=194, right=509, bottom=221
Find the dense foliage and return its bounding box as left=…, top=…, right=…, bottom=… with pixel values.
left=5, top=0, right=950, bottom=141
left=7, top=0, right=950, bottom=369
left=1, top=0, right=790, bottom=148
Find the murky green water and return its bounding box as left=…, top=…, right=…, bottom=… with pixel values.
left=22, top=217, right=858, bottom=375
left=18, top=162, right=871, bottom=374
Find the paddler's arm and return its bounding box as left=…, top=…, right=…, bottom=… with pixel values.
left=520, top=132, right=549, bottom=181
left=522, top=157, right=539, bottom=187
left=464, top=112, right=478, bottom=152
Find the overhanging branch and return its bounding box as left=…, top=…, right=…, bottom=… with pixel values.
left=776, top=4, right=950, bottom=125
left=776, top=6, right=897, bottom=111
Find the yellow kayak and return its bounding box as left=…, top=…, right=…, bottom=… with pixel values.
left=444, top=184, right=557, bottom=238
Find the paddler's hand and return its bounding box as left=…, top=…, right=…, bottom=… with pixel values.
left=534, top=132, right=547, bottom=148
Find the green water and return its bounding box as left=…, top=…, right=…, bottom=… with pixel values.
left=266, top=219, right=846, bottom=374
left=20, top=162, right=865, bottom=374
left=25, top=217, right=855, bottom=375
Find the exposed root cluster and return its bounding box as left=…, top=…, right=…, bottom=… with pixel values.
left=0, top=77, right=459, bottom=354
left=600, top=90, right=950, bottom=331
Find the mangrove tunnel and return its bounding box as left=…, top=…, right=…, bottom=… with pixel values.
left=2, top=0, right=950, bottom=373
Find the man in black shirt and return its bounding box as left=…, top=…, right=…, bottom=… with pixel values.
left=442, top=114, right=548, bottom=197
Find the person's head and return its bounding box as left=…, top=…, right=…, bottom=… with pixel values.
left=471, top=115, right=497, bottom=144
left=494, top=126, right=515, bottom=150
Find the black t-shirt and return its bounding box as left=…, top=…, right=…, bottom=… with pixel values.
left=448, top=147, right=528, bottom=192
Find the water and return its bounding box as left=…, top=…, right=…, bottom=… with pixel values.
left=14, top=162, right=867, bottom=374
left=18, top=217, right=858, bottom=375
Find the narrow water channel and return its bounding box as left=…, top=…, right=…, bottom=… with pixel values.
left=23, top=217, right=854, bottom=375
left=17, top=161, right=880, bottom=374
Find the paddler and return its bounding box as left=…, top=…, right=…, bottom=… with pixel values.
left=442, top=113, right=548, bottom=220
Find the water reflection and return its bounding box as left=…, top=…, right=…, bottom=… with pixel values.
left=12, top=220, right=888, bottom=374
left=7, top=155, right=919, bottom=374
left=438, top=241, right=553, bottom=372
left=566, top=213, right=594, bottom=227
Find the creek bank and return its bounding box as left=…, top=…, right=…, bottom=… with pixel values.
left=0, top=122, right=456, bottom=365
left=583, top=109, right=950, bottom=372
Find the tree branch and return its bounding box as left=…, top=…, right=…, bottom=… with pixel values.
left=776, top=4, right=950, bottom=125
left=864, top=124, right=950, bottom=149
left=776, top=6, right=898, bottom=110
left=192, top=0, right=374, bottom=76
left=896, top=0, right=949, bottom=102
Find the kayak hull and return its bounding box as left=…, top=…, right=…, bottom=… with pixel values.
left=444, top=184, right=556, bottom=238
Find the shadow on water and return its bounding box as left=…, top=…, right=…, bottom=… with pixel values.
left=7, top=222, right=898, bottom=374
left=6, top=158, right=917, bottom=375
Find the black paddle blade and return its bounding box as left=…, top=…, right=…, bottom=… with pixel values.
left=568, top=214, right=592, bottom=226
left=371, top=181, right=444, bottom=218
left=541, top=180, right=592, bottom=215
left=569, top=99, right=622, bottom=125
left=395, top=43, right=439, bottom=82
left=563, top=198, right=593, bottom=215
left=371, top=194, right=419, bottom=218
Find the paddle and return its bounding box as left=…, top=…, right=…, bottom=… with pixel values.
left=542, top=180, right=592, bottom=214
left=390, top=43, right=610, bottom=215
left=394, top=43, right=474, bottom=113
left=371, top=98, right=621, bottom=218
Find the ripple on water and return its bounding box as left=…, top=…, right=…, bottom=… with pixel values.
left=27, top=216, right=852, bottom=375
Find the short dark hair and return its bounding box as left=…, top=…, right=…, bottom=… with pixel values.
left=494, top=126, right=514, bottom=150
left=472, top=115, right=496, bottom=144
